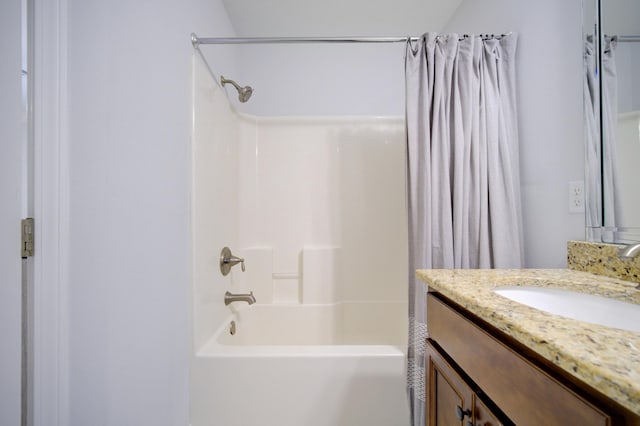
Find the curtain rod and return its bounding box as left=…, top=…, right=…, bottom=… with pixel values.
left=190, top=33, right=511, bottom=47
left=615, top=35, right=640, bottom=43
left=191, top=33, right=416, bottom=47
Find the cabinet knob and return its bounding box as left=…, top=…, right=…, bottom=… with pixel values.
left=455, top=405, right=472, bottom=421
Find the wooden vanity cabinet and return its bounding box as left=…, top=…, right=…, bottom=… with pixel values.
left=427, top=339, right=508, bottom=426
left=426, top=291, right=631, bottom=426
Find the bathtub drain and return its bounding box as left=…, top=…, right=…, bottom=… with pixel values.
left=229, top=321, right=236, bottom=336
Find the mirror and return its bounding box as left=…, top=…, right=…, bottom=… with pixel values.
left=584, top=0, right=640, bottom=243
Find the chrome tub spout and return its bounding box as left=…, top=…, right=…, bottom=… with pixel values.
left=224, top=291, right=256, bottom=306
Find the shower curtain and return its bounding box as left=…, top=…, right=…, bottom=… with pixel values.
left=584, top=35, right=620, bottom=229
left=601, top=37, right=620, bottom=229
left=405, top=33, right=523, bottom=426
left=584, top=35, right=601, bottom=228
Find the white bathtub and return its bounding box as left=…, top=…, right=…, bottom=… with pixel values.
left=190, top=301, right=410, bottom=426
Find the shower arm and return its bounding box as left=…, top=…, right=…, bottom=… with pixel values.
left=220, top=76, right=242, bottom=92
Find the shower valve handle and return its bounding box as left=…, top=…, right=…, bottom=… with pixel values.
left=227, top=256, right=245, bottom=272
left=220, top=247, right=245, bottom=276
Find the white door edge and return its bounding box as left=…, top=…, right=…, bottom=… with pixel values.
left=32, top=0, right=69, bottom=424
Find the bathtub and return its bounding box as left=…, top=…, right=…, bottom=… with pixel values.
left=190, top=301, right=410, bottom=426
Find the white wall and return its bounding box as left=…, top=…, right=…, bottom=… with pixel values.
left=603, top=0, right=640, bottom=232
left=606, top=0, right=640, bottom=114
left=0, top=0, right=24, bottom=424
left=601, top=0, right=640, bottom=35
left=616, top=112, right=640, bottom=225
left=234, top=43, right=406, bottom=116
left=444, top=0, right=585, bottom=267
left=616, top=43, right=640, bottom=113
left=222, top=0, right=462, bottom=38
left=65, top=0, right=235, bottom=424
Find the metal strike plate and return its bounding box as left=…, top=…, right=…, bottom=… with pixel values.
left=21, top=218, right=34, bottom=258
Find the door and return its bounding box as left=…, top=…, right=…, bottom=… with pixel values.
left=426, top=340, right=474, bottom=426
left=474, top=396, right=506, bottom=426
left=0, top=0, right=26, bottom=424
left=427, top=339, right=514, bottom=426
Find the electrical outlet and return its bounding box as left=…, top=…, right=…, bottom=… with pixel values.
left=569, top=180, right=585, bottom=213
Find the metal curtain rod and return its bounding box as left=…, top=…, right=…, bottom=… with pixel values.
left=615, top=35, right=640, bottom=43
left=191, top=33, right=416, bottom=46
left=190, top=33, right=511, bottom=47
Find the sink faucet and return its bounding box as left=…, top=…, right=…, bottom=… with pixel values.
left=618, top=243, right=640, bottom=260
left=224, top=291, right=256, bottom=306
left=618, top=243, right=640, bottom=290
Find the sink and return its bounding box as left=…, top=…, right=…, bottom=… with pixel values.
left=493, top=286, right=640, bottom=333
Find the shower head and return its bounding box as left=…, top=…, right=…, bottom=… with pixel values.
left=220, top=75, right=253, bottom=103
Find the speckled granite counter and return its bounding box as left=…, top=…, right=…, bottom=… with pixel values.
left=568, top=240, right=640, bottom=284
left=417, top=268, right=640, bottom=416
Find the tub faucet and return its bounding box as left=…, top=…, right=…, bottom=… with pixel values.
left=224, top=291, right=256, bottom=306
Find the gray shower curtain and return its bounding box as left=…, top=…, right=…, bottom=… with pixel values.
left=405, top=33, right=523, bottom=426
left=584, top=35, right=620, bottom=229
left=601, top=37, right=621, bottom=228
left=584, top=35, right=601, bottom=228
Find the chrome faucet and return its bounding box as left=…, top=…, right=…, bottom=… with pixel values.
left=618, top=243, right=640, bottom=260
left=224, top=291, right=256, bottom=306
left=618, top=243, right=640, bottom=290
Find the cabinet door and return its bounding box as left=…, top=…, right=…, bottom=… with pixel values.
left=473, top=396, right=506, bottom=426
left=426, top=339, right=474, bottom=426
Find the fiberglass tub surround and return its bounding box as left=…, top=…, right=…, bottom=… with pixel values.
left=190, top=56, right=410, bottom=426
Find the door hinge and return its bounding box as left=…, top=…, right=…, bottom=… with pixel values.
left=21, top=218, right=34, bottom=258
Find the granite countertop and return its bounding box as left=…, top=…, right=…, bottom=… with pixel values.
left=416, top=268, right=640, bottom=416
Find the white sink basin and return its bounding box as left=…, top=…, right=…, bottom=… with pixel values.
left=494, top=286, right=640, bottom=333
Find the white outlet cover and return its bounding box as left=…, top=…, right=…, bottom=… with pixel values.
left=569, top=180, right=585, bottom=213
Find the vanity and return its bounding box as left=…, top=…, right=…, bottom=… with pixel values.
left=415, top=0, right=640, bottom=421
left=418, top=267, right=640, bottom=426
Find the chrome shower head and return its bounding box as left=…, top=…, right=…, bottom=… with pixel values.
left=220, top=75, right=253, bottom=103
